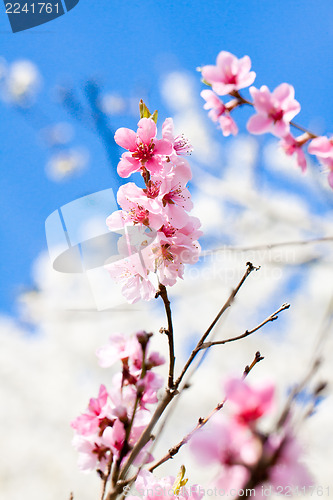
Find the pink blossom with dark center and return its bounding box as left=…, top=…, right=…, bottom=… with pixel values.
left=115, top=118, right=172, bottom=177
left=225, top=377, right=274, bottom=424
left=162, top=117, right=193, bottom=160
left=280, top=133, right=308, bottom=172
left=190, top=417, right=259, bottom=492
left=105, top=252, right=156, bottom=304
left=247, top=83, right=300, bottom=138
left=260, top=431, right=314, bottom=493
left=308, top=135, right=333, bottom=188
left=201, top=89, right=238, bottom=136
left=71, top=384, right=109, bottom=436
left=201, top=51, right=256, bottom=96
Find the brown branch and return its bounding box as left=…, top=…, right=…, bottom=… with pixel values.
left=198, top=303, right=290, bottom=350
left=157, top=284, right=175, bottom=389
left=105, top=389, right=176, bottom=500
left=148, top=351, right=264, bottom=473
left=106, top=263, right=260, bottom=498
left=174, top=262, right=260, bottom=389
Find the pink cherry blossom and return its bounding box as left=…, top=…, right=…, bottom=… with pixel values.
left=96, top=333, right=142, bottom=368
left=225, top=377, right=274, bottom=424
left=105, top=252, right=156, bottom=304
left=280, top=133, right=308, bottom=172
left=219, top=114, right=238, bottom=137
left=137, top=371, right=164, bottom=407
left=201, top=89, right=238, bottom=136
left=308, top=135, right=333, bottom=188
left=106, top=183, right=166, bottom=230
left=107, top=178, right=193, bottom=232
left=162, top=117, right=193, bottom=159
left=262, top=431, right=314, bottom=492
left=71, top=384, right=109, bottom=436
left=72, top=420, right=126, bottom=473
left=190, top=417, right=259, bottom=491
left=115, top=118, right=172, bottom=177
left=101, top=419, right=126, bottom=458
left=145, top=176, right=193, bottom=229
left=148, top=224, right=201, bottom=286
left=247, top=84, right=300, bottom=138
left=72, top=434, right=105, bottom=472
left=202, top=51, right=256, bottom=96
left=107, top=115, right=201, bottom=302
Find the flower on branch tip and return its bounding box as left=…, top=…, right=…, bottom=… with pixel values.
left=105, top=252, right=156, bottom=304
left=225, top=377, right=275, bottom=424
left=279, top=133, right=308, bottom=172
left=190, top=418, right=259, bottom=491
left=201, top=89, right=238, bottom=136
left=247, top=83, right=300, bottom=138
left=162, top=117, right=193, bottom=158
left=308, top=135, right=333, bottom=188
left=108, top=111, right=201, bottom=303
left=96, top=331, right=165, bottom=371
left=71, top=384, right=109, bottom=436
left=262, top=430, right=314, bottom=492
left=201, top=51, right=256, bottom=96
left=115, top=117, right=172, bottom=178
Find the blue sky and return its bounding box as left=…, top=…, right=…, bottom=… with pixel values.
left=1, top=0, right=333, bottom=313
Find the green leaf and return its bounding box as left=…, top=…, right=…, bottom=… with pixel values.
left=151, top=110, right=158, bottom=124
left=201, top=78, right=212, bottom=87
left=139, top=99, right=152, bottom=119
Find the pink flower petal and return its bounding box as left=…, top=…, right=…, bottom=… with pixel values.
left=137, top=118, right=157, bottom=145
left=201, top=64, right=222, bottom=83
left=272, top=119, right=290, bottom=138
left=153, top=138, right=172, bottom=155
left=247, top=114, right=272, bottom=134
left=114, top=127, right=137, bottom=151
left=273, top=83, right=294, bottom=103
left=117, top=155, right=140, bottom=178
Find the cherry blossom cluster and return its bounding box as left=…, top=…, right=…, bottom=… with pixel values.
left=191, top=377, right=313, bottom=495
left=200, top=50, right=333, bottom=188
left=71, top=331, right=165, bottom=474
left=105, top=112, right=202, bottom=303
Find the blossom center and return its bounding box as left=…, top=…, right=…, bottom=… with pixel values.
left=269, top=108, right=284, bottom=122
left=174, top=134, right=193, bottom=155
left=129, top=206, right=150, bottom=226
left=132, top=140, right=155, bottom=164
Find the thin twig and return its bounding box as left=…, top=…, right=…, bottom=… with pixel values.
left=148, top=351, right=264, bottom=473
left=174, top=262, right=260, bottom=389
left=100, top=456, right=113, bottom=500
left=157, top=284, right=176, bottom=389
left=198, top=303, right=290, bottom=350
left=200, top=235, right=333, bottom=258
left=276, top=356, right=321, bottom=430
